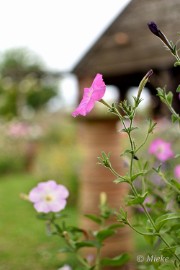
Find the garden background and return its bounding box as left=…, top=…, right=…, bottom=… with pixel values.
left=0, top=1, right=180, bottom=270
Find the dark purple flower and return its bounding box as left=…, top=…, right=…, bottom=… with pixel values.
left=147, top=21, right=173, bottom=52
left=148, top=22, right=161, bottom=37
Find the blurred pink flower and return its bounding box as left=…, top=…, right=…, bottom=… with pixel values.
left=149, top=138, right=174, bottom=162
left=29, top=180, right=69, bottom=213
left=8, top=122, right=30, bottom=138
left=174, top=165, right=180, bottom=181
left=72, top=73, right=106, bottom=117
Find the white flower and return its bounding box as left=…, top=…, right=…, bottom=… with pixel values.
left=58, top=265, right=72, bottom=270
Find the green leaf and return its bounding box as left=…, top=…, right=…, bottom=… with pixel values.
left=148, top=119, right=157, bottom=133
left=59, top=247, right=73, bottom=253
left=68, top=226, right=87, bottom=234
left=171, top=114, right=179, bottom=123
left=143, top=235, right=157, bottom=246
left=158, top=262, right=176, bottom=270
left=176, top=84, right=180, bottom=93
left=160, top=246, right=176, bottom=258
left=174, top=260, right=180, bottom=269
left=131, top=171, right=148, bottom=182
left=125, top=126, right=138, bottom=133
left=176, top=246, right=180, bottom=256
left=170, top=179, right=180, bottom=190
left=117, top=208, right=128, bottom=223
left=85, top=214, right=102, bottom=224
left=157, top=87, right=165, bottom=98
left=113, top=176, right=129, bottom=184
left=126, top=192, right=148, bottom=206
left=107, top=223, right=124, bottom=230
left=75, top=240, right=101, bottom=250
left=155, top=213, right=180, bottom=232
left=174, top=61, right=180, bottom=67
left=97, top=151, right=111, bottom=168
left=101, top=253, right=130, bottom=267
left=166, top=91, right=173, bottom=105
left=96, top=229, right=114, bottom=242
left=121, top=149, right=133, bottom=156
left=89, top=266, right=96, bottom=270
left=153, top=164, right=162, bottom=173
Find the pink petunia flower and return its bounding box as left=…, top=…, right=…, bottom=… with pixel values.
left=149, top=138, right=174, bottom=162
left=29, top=180, right=69, bottom=213
left=174, top=165, right=180, bottom=181
left=72, top=73, right=106, bottom=117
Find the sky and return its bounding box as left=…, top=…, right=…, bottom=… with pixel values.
left=0, top=0, right=130, bottom=72
left=0, top=0, right=131, bottom=109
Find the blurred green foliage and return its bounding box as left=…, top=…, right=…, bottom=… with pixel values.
left=0, top=48, right=59, bottom=120
left=0, top=113, right=80, bottom=204
left=33, top=113, right=80, bottom=204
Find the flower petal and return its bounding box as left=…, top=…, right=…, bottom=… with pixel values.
left=29, top=180, right=69, bottom=213
left=91, top=74, right=106, bottom=100
left=149, top=138, right=174, bottom=162
left=72, top=73, right=106, bottom=117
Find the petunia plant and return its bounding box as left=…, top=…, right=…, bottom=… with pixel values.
left=26, top=182, right=129, bottom=270
left=25, top=22, right=180, bottom=270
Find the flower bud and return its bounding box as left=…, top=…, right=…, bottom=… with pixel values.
left=147, top=21, right=173, bottom=52
left=100, top=192, right=107, bottom=206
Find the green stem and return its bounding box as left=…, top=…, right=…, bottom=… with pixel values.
left=165, top=101, right=180, bottom=121
left=135, top=131, right=149, bottom=153
left=125, top=117, right=136, bottom=179
left=95, top=247, right=101, bottom=270
left=126, top=219, right=159, bottom=236
left=174, top=50, right=180, bottom=62
left=158, top=171, right=180, bottom=194
left=99, top=99, right=112, bottom=109
left=109, top=165, right=121, bottom=178
left=76, top=254, right=90, bottom=269
left=108, top=165, right=127, bottom=182
left=140, top=204, right=156, bottom=230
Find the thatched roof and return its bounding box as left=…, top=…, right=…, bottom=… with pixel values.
left=72, top=0, right=180, bottom=78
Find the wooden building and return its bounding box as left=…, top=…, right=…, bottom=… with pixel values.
left=72, top=0, right=180, bottom=114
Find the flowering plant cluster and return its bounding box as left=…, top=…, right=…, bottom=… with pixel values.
left=26, top=22, right=180, bottom=270
left=7, top=120, right=42, bottom=140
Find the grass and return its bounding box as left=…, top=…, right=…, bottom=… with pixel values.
left=0, top=173, right=150, bottom=270
left=0, top=173, right=78, bottom=270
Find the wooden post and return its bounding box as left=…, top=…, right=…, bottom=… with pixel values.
left=75, top=76, right=134, bottom=270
